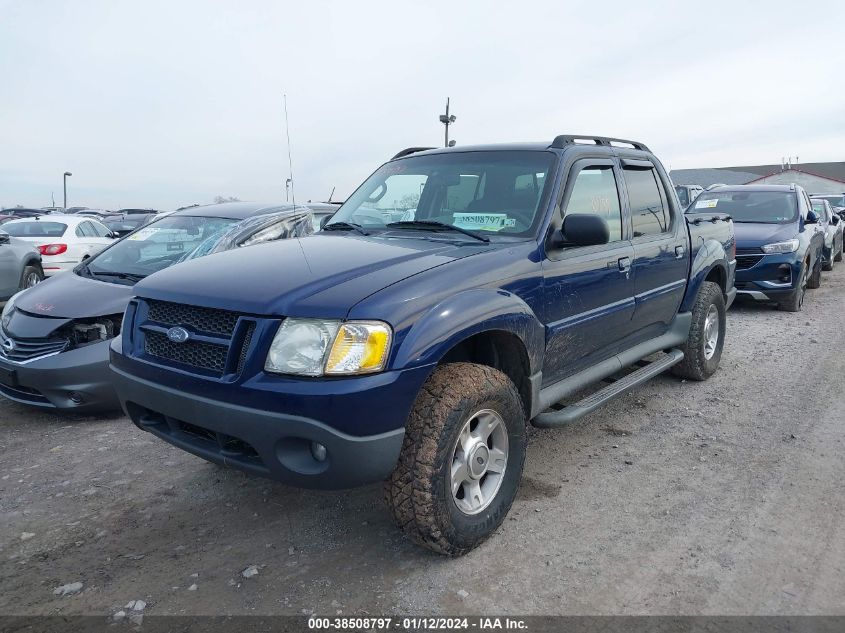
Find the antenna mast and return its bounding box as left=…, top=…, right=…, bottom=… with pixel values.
left=283, top=94, right=296, bottom=206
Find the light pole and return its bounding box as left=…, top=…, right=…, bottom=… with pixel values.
left=439, top=98, right=456, bottom=148
left=63, top=172, right=72, bottom=210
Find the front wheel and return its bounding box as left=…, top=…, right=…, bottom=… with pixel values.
left=807, top=257, right=822, bottom=288
left=671, top=281, right=725, bottom=381
left=384, top=362, right=527, bottom=556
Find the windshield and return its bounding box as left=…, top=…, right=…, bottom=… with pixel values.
left=675, top=186, right=690, bottom=207
left=85, top=215, right=236, bottom=279
left=692, top=190, right=798, bottom=223
left=813, top=195, right=845, bottom=208
left=180, top=209, right=314, bottom=261
left=2, top=221, right=67, bottom=237
left=329, top=150, right=556, bottom=239
left=105, top=217, right=147, bottom=232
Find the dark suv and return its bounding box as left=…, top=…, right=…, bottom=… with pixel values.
left=111, top=135, right=735, bottom=555
left=694, top=185, right=824, bottom=311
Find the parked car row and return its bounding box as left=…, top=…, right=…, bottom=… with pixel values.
left=0, top=135, right=835, bottom=557
left=679, top=184, right=842, bottom=311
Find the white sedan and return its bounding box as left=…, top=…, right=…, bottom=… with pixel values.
left=1, top=214, right=117, bottom=276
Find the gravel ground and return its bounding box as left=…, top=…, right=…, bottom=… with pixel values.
left=1, top=269, right=844, bottom=617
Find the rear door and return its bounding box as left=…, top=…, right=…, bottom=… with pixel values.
left=620, top=159, right=689, bottom=339
left=541, top=158, right=636, bottom=384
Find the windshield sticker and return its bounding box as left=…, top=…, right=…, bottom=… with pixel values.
left=453, top=213, right=515, bottom=232
left=126, top=226, right=162, bottom=240
left=695, top=199, right=719, bottom=209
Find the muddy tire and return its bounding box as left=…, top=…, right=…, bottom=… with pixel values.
left=384, top=362, right=526, bottom=556
left=671, top=281, right=725, bottom=381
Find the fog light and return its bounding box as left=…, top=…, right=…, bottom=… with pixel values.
left=68, top=392, right=84, bottom=405
left=310, top=441, right=327, bottom=462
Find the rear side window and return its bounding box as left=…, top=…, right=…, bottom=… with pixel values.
left=90, top=221, right=111, bottom=237
left=76, top=222, right=96, bottom=238
left=564, top=166, right=623, bottom=242
left=625, top=168, right=669, bottom=237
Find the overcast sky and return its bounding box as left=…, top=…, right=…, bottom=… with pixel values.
left=1, top=0, right=843, bottom=210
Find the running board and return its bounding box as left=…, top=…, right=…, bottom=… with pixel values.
left=531, top=349, right=684, bottom=428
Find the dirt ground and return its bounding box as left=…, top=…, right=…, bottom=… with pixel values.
left=1, top=269, right=844, bottom=618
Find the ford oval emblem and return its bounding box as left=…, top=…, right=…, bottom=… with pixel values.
left=166, top=326, right=190, bottom=344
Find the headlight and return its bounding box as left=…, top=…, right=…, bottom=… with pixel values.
left=761, top=239, right=799, bottom=254
left=1, top=290, right=23, bottom=331
left=264, top=318, right=392, bottom=376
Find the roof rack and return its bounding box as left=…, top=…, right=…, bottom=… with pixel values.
left=392, top=147, right=436, bottom=159
left=550, top=135, right=650, bottom=152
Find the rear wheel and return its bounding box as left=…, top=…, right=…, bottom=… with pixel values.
left=384, top=362, right=526, bottom=556
left=20, top=265, right=43, bottom=289
left=671, top=281, right=725, bottom=381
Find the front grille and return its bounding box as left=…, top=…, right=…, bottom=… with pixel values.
left=236, top=322, right=256, bottom=375
left=147, top=300, right=240, bottom=336
left=144, top=330, right=228, bottom=373
left=736, top=255, right=764, bottom=270
left=0, top=328, right=69, bottom=362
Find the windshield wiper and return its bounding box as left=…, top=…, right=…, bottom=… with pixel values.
left=386, top=220, right=490, bottom=243
left=91, top=271, right=147, bottom=282
left=322, top=221, right=370, bottom=236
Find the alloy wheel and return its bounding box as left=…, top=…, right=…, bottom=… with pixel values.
left=450, top=409, right=509, bottom=515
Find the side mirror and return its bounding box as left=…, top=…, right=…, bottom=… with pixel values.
left=560, top=213, right=610, bottom=247
left=806, top=210, right=819, bottom=224
left=0, top=233, right=9, bottom=245
left=319, top=214, right=334, bottom=230
left=830, top=215, right=840, bottom=226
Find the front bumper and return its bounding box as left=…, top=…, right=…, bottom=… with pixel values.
left=112, top=364, right=417, bottom=489
left=735, top=252, right=801, bottom=301
left=0, top=339, right=117, bottom=411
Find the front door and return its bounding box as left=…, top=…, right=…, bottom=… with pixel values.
left=541, top=159, right=636, bottom=385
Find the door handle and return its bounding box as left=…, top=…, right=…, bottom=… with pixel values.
left=675, top=245, right=685, bottom=259
left=617, top=257, right=631, bottom=272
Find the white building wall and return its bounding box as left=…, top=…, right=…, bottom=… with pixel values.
left=752, top=170, right=845, bottom=193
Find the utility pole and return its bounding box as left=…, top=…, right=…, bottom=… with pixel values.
left=439, top=98, right=456, bottom=148
left=63, top=172, right=72, bottom=209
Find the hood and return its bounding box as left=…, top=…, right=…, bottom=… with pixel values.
left=733, top=222, right=799, bottom=249
left=134, top=233, right=492, bottom=318
left=13, top=272, right=134, bottom=319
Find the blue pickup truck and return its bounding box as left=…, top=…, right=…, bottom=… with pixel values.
left=110, top=135, right=736, bottom=555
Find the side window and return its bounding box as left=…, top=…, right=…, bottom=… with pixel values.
left=91, top=221, right=110, bottom=237
left=624, top=168, right=669, bottom=238
left=563, top=165, right=623, bottom=242
left=75, top=224, right=86, bottom=238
